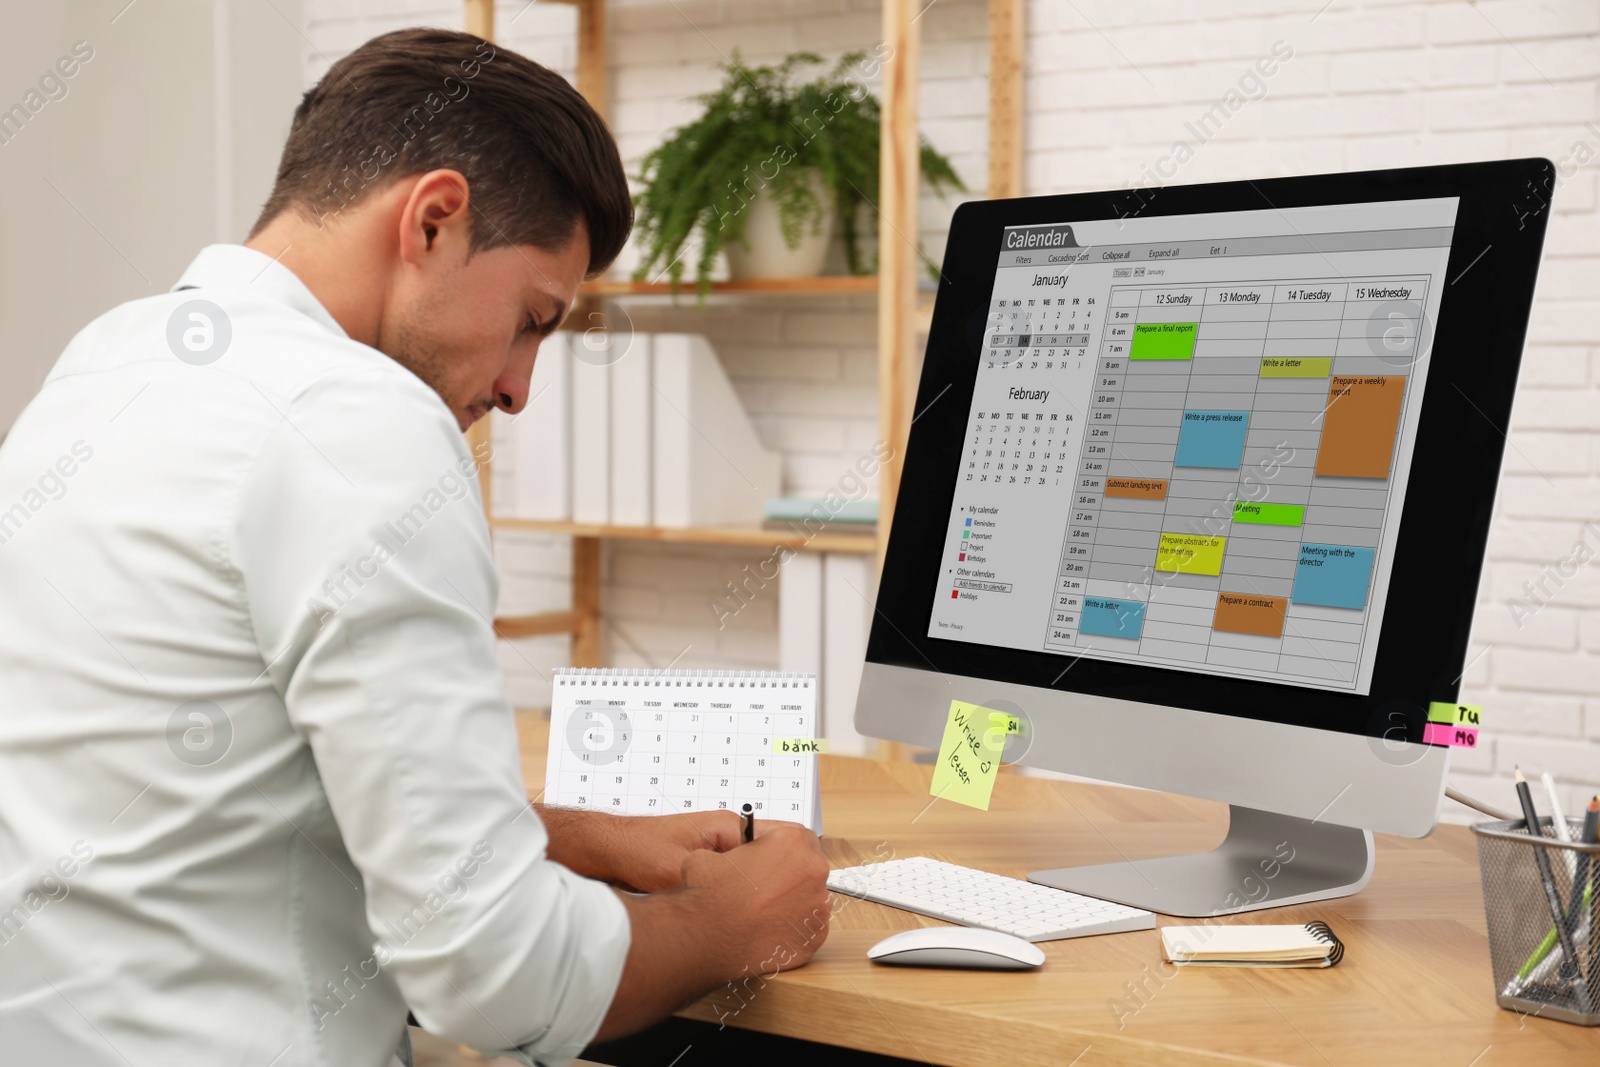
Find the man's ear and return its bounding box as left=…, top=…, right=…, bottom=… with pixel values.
left=397, top=169, right=472, bottom=267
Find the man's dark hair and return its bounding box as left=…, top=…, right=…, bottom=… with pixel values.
left=250, top=28, right=631, bottom=275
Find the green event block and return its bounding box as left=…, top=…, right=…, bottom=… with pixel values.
left=1130, top=322, right=1197, bottom=361
left=1232, top=500, right=1304, bottom=526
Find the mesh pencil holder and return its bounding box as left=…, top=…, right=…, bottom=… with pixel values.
left=1472, top=817, right=1600, bottom=1026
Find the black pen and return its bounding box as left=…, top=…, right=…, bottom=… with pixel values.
left=741, top=802, right=754, bottom=844
left=1515, top=767, right=1585, bottom=993
left=1566, top=793, right=1599, bottom=931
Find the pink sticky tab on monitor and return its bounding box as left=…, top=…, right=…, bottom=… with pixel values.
left=1422, top=722, right=1455, bottom=746
left=1448, top=726, right=1479, bottom=748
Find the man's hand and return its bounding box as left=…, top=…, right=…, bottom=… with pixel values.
left=593, top=824, right=832, bottom=1043
left=680, top=825, right=832, bottom=972
left=537, top=805, right=814, bottom=892
left=603, top=809, right=740, bottom=892
left=616, top=810, right=818, bottom=891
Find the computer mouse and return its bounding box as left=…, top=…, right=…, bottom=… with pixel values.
left=867, top=927, right=1046, bottom=970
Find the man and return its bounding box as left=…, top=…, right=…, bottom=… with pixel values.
left=0, top=28, right=830, bottom=1067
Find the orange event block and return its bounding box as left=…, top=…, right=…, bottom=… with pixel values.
left=1104, top=477, right=1168, bottom=500
left=1316, top=375, right=1405, bottom=478
left=1213, top=591, right=1287, bottom=638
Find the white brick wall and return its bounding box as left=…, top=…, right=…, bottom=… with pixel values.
left=303, top=0, right=1600, bottom=822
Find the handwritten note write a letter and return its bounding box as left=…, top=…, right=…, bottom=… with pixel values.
left=930, top=700, right=1007, bottom=811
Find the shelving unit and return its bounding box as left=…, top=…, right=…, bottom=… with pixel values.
left=464, top=0, right=1023, bottom=670
left=580, top=276, right=877, bottom=297
left=490, top=517, right=878, bottom=555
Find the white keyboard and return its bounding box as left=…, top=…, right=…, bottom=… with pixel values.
left=827, top=856, right=1156, bottom=943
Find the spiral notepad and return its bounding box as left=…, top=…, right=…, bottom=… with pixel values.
left=1160, top=921, right=1345, bottom=968
left=543, top=668, right=822, bottom=833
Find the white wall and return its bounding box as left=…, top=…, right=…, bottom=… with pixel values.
left=299, top=0, right=1600, bottom=821
left=0, top=0, right=303, bottom=435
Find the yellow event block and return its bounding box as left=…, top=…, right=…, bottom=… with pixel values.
left=1156, top=533, right=1227, bottom=577
left=1260, top=357, right=1332, bottom=378
left=931, top=701, right=1007, bottom=811
left=1427, top=703, right=1482, bottom=727
left=772, top=738, right=828, bottom=754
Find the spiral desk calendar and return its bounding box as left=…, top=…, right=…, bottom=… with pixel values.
left=543, top=668, right=823, bottom=834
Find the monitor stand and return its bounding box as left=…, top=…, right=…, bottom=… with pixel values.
left=1028, top=804, right=1375, bottom=917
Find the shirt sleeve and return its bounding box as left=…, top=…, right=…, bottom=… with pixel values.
left=233, top=366, right=629, bottom=1065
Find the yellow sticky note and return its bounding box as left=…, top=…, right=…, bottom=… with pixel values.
left=1428, top=702, right=1481, bottom=727
left=931, top=701, right=1006, bottom=811
left=772, top=738, right=827, bottom=754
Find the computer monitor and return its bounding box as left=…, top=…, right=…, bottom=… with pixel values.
left=857, top=160, right=1553, bottom=916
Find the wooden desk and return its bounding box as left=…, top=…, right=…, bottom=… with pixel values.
left=515, top=713, right=1600, bottom=1066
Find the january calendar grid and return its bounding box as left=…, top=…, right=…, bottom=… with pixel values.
left=543, top=668, right=822, bottom=833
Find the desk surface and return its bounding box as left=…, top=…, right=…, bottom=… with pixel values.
left=515, top=713, right=1600, bottom=1067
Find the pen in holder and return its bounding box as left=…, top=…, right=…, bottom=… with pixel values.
left=1472, top=817, right=1599, bottom=1026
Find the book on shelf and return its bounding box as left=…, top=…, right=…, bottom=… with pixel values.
left=763, top=497, right=878, bottom=526
left=499, top=333, right=779, bottom=531
left=509, top=332, right=572, bottom=521
left=776, top=550, right=878, bottom=758
left=570, top=335, right=612, bottom=525
left=652, top=333, right=779, bottom=528
left=610, top=334, right=653, bottom=526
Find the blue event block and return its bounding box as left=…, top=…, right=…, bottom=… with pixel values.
left=1080, top=596, right=1146, bottom=639
left=1292, top=543, right=1376, bottom=610
left=1174, top=410, right=1250, bottom=469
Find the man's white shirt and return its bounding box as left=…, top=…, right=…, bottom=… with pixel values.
left=0, top=245, right=629, bottom=1066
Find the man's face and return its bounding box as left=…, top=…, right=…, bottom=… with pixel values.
left=379, top=224, right=590, bottom=431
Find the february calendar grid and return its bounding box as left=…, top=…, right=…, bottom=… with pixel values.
left=543, top=668, right=822, bottom=833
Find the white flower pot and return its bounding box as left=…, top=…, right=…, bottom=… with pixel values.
left=723, top=174, right=835, bottom=281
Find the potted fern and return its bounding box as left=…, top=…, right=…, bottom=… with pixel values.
left=632, top=52, right=966, bottom=295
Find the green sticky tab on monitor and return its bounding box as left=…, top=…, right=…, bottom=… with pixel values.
left=984, top=712, right=1021, bottom=750
left=931, top=701, right=1006, bottom=811
left=1428, top=702, right=1482, bottom=727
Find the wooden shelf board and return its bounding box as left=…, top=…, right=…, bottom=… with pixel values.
left=494, top=611, right=578, bottom=639
left=490, top=517, right=878, bottom=554
left=581, top=276, right=878, bottom=298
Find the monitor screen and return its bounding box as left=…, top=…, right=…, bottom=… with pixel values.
left=866, top=161, right=1548, bottom=773
left=925, top=199, right=1458, bottom=696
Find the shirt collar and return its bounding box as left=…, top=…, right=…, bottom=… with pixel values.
left=172, top=244, right=348, bottom=339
